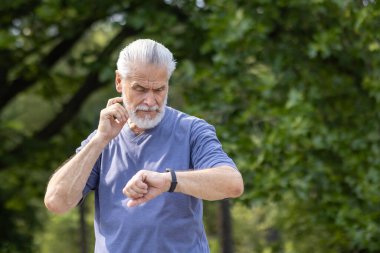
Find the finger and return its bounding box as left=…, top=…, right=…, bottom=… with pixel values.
left=112, top=112, right=123, bottom=124
left=127, top=182, right=148, bottom=196
left=106, top=97, right=123, bottom=107
left=124, top=187, right=145, bottom=199
left=124, top=179, right=148, bottom=195
left=130, top=185, right=148, bottom=195
left=123, top=185, right=141, bottom=198
left=127, top=190, right=157, bottom=207
left=107, top=103, right=128, bottom=121
left=106, top=106, right=128, bottom=123
left=135, top=180, right=148, bottom=191
left=123, top=178, right=144, bottom=196
left=127, top=198, right=146, bottom=207
left=123, top=171, right=149, bottom=196
left=113, top=105, right=129, bottom=122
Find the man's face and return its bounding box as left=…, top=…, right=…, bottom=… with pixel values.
left=116, top=63, right=169, bottom=129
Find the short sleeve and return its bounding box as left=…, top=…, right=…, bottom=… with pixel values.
left=190, top=119, right=236, bottom=170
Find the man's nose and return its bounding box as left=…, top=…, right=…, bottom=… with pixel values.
left=144, top=91, right=156, bottom=107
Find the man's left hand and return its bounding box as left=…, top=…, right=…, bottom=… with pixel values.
left=122, top=170, right=170, bottom=207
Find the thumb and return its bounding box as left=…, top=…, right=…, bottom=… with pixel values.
left=127, top=198, right=145, bottom=207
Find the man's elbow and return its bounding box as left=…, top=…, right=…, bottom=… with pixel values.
left=230, top=175, right=244, bottom=198
left=227, top=169, right=244, bottom=198
left=44, top=194, right=74, bottom=215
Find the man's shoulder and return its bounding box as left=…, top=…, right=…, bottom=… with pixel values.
left=165, top=106, right=205, bottom=125
left=163, top=107, right=216, bottom=142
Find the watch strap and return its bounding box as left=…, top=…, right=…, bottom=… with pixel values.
left=166, top=168, right=177, bottom=193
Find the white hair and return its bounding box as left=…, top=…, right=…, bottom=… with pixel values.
left=116, top=39, right=176, bottom=79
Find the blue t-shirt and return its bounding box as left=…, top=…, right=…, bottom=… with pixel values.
left=78, top=106, right=236, bottom=253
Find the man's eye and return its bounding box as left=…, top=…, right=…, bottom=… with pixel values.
left=155, top=87, right=165, bottom=92
left=135, top=87, right=146, bottom=92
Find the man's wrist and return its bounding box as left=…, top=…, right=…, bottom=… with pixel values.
left=92, top=133, right=112, bottom=147
left=165, top=169, right=177, bottom=192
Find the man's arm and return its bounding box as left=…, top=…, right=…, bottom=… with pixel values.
left=124, top=166, right=244, bottom=207
left=44, top=136, right=108, bottom=214
left=44, top=97, right=128, bottom=214
left=175, top=166, right=244, bottom=200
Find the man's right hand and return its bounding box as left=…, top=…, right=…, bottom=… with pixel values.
left=96, top=97, right=128, bottom=142
left=44, top=97, right=128, bottom=214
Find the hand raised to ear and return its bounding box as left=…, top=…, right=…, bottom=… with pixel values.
left=96, top=97, right=128, bottom=141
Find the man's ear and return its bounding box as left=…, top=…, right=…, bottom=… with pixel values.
left=115, top=71, right=123, bottom=93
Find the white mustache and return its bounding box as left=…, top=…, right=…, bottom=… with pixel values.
left=133, top=105, right=159, bottom=113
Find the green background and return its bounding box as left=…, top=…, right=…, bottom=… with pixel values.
left=1, top=0, right=379, bottom=252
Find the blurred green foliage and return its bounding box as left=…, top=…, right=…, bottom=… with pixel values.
left=1, top=0, right=380, bottom=252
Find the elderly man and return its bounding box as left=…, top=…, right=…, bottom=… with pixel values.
left=44, top=39, right=244, bottom=253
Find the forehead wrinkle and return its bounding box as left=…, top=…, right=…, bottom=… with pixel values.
left=127, top=70, right=167, bottom=82
left=130, top=81, right=167, bottom=89
left=126, top=62, right=168, bottom=78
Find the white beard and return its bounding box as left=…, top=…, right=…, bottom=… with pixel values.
left=122, top=92, right=167, bottom=129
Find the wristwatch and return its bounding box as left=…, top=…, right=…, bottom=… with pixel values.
left=165, top=168, right=177, bottom=192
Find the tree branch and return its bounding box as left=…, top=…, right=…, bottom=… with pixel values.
left=0, top=25, right=141, bottom=170
left=0, top=0, right=42, bottom=28
left=0, top=18, right=97, bottom=111
left=35, top=25, right=142, bottom=140
left=0, top=2, right=195, bottom=171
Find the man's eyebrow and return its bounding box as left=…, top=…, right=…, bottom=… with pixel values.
left=130, top=82, right=167, bottom=89
left=154, top=84, right=167, bottom=90
left=130, top=83, right=146, bottom=89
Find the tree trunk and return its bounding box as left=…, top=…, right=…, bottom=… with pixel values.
left=219, top=199, right=234, bottom=253
left=79, top=204, right=88, bottom=253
